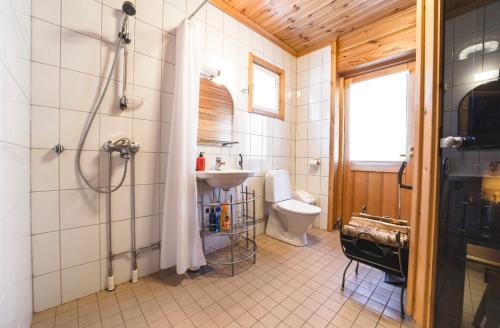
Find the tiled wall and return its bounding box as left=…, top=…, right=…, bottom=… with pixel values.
left=29, top=0, right=307, bottom=312
left=0, top=0, right=32, bottom=326
left=295, top=48, right=331, bottom=229
left=30, top=0, right=173, bottom=312
left=443, top=0, right=500, bottom=174
left=191, top=3, right=298, bottom=232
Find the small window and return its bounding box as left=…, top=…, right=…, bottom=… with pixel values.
left=348, top=70, right=409, bottom=162
left=248, top=53, right=285, bottom=120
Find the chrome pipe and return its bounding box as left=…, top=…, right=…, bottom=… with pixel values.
left=107, top=151, right=114, bottom=290
left=130, top=153, right=138, bottom=276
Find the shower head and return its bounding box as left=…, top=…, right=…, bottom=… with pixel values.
left=122, top=1, right=136, bottom=16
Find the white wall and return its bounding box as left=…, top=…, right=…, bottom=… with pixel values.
left=295, top=48, right=331, bottom=229
left=0, top=0, right=32, bottom=326
left=443, top=0, right=500, bottom=174
left=190, top=3, right=298, bottom=231
left=30, top=0, right=169, bottom=311
left=29, top=0, right=331, bottom=311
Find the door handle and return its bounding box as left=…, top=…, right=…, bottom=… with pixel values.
left=399, top=146, right=415, bottom=159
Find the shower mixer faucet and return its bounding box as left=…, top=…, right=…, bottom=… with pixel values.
left=104, top=138, right=140, bottom=160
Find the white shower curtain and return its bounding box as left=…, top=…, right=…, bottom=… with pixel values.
left=160, top=19, right=206, bottom=274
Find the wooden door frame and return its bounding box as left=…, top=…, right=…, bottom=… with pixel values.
left=405, top=0, right=442, bottom=326
left=327, top=1, right=442, bottom=325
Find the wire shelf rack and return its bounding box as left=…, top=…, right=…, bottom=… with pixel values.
left=199, top=185, right=256, bottom=276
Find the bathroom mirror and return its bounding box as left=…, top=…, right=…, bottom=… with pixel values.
left=458, top=78, right=500, bottom=149
left=198, top=78, right=234, bottom=145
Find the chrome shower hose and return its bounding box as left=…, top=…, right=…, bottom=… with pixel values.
left=76, top=37, right=128, bottom=194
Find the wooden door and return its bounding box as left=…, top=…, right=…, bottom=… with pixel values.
left=341, top=62, right=416, bottom=225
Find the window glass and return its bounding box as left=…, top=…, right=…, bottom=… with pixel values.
left=349, top=71, right=408, bottom=162
left=252, top=64, right=279, bottom=114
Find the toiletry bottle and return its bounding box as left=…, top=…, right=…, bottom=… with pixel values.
left=196, top=152, right=205, bottom=171
left=222, top=213, right=230, bottom=231
left=204, top=208, right=210, bottom=230
left=220, top=204, right=230, bottom=231
left=215, top=206, right=221, bottom=232
left=209, top=208, right=216, bottom=232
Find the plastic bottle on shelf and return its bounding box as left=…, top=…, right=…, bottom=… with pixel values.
left=215, top=206, right=221, bottom=232
left=209, top=208, right=216, bottom=232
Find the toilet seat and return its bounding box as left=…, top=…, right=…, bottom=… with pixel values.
left=275, top=199, right=321, bottom=215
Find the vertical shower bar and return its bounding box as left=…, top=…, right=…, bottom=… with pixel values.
left=131, top=153, right=138, bottom=283
left=107, top=152, right=115, bottom=291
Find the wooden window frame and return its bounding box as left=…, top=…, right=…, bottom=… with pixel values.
left=248, top=53, right=285, bottom=120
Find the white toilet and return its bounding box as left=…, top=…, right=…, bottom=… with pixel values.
left=265, top=170, right=321, bottom=246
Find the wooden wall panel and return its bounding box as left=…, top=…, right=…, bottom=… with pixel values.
left=337, top=6, right=417, bottom=74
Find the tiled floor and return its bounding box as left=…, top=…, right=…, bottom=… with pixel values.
left=31, top=229, right=417, bottom=328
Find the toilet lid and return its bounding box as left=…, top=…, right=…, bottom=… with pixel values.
left=276, top=199, right=321, bottom=215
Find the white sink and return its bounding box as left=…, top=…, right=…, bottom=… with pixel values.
left=196, top=170, right=254, bottom=190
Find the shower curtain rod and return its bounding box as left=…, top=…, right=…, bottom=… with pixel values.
left=189, top=0, right=209, bottom=20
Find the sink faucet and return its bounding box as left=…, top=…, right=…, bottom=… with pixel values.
left=215, top=157, right=225, bottom=170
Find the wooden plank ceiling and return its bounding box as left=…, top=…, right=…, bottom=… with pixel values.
left=210, top=0, right=416, bottom=56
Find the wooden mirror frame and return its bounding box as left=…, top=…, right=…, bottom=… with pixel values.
left=248, top=53, right=285, bottom=120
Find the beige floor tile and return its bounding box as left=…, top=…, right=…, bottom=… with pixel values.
left=235, top=312, right=258, bottom=328
left=36, top=231, right=416, bottom=328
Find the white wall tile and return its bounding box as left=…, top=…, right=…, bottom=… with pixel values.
left=1, top=1, right=31, bottom=322
left=135, top=20, right=163, bottom=59
left=31, top=106, right=59, bottom=149
left=60, top=189, right=99, bottom=229
left=33, top=272, right=61, bottom=312
left=31, top=62, right=60, bottom=108
left=61, top=261, right=100, bottom=303
left=207, top=4, right=223, bottom=31
left=61, top=225, right=100, bottom=269
left=32, top=0, right=61, bottom=25
left=60, top=109, right=100, bottom=150
left=163, top=3, right=185, bottom=33
left=135, top=52, right=162, bottom=90
left=31, top=149, right=59, bottom=191
left=32, top=231, right=60, bottom=276
left=32, top=18, right=60, bottom=66
left=133, top=119, right=161, bottom=152
left=31, top=191, right=59, bottom=234
left=62, top=0, right=101, bottom=37
left=137, top=0, right=164, bottom=29
left=61, top=28, right=101, bottom=75
left=60, top=150, right=99, bottom=190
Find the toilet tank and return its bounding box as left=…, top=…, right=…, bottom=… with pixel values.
left=265, top=170, right=291, bottom=203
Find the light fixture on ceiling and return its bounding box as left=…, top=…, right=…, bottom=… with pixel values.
left=459, top=41, right=499, bottom=60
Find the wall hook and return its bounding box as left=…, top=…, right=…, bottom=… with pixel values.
left=52, top=143, right=64, bottom=155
